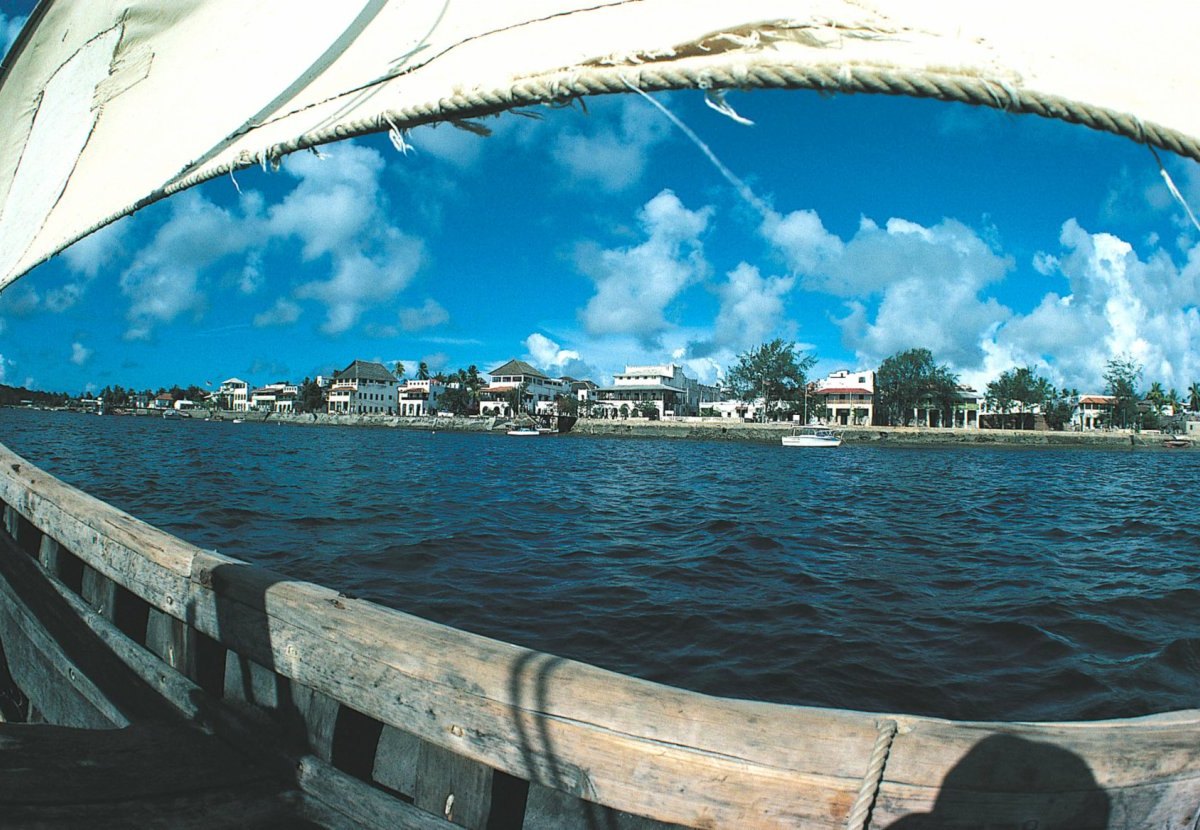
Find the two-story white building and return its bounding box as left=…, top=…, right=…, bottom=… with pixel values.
left=478, top=359, right=571, bottom=416
left=327, top=360, right=399, bottom=415
left=218, top=378, right=250, bottom=412
left=594, top=363, right=718, bottom=418
left=1076, top=394, right=1117, bottom=430
left=813, top=369, right=875, bottom=426
left=397, top=378, right=445, bottom=416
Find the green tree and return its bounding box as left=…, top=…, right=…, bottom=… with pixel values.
left=636, top=401, right=659, bottom=420
left=1104, top=354, right=1143, bottom=429
left=297, top=377, right=325, bottom=413
left=393, top=362, right=406, bottom=383
left=1146, top=380, right=1166, bottom=415
left=726, top=339, right=817, bottom=423
left=875, top=348, right=958, bottom=426
left=1189, top=381, right=1200, bottom=412
left=417, top=361, right=430, bottom=381
left=985, top=366, right=1060, bottom=429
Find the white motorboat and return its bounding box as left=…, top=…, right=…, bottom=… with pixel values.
left=782, top=427, right=842, bottom=448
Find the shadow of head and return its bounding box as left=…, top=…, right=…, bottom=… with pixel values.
left=886, top=733, right=1110, bottom=830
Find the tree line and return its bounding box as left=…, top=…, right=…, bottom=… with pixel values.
left=726, top=340, right=1200, bottom=430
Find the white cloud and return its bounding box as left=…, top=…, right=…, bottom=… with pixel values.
left=274, top=144, right=425, bottom=335
left=61, top=216, right=131, bottom=279
left=762, top=209, right=1014, bottom=368
left=524, top=332, right=579, bottom=368
left=711, top=262, right=794, bottom=352
left=0, top=353, right=8, bottom=384
left=397, top=298, right=449, bottom=332
left=70, top=341, right=91, bottom=366
left=551, top=96, right=672, bottom=192
left=579, top=189, right=711, bottom=341
left=119, top=191, right=258, bottom=339
left=253, top=297, right=302, bottom=328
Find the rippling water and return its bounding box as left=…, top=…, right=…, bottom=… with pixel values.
left=3, top=408, right=1198, bottom=721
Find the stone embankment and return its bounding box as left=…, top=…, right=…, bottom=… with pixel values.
left=225, top=410, right=1178, bottom=449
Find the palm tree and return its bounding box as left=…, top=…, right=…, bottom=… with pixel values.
left=1166, top=387, right=1183, bottom=416
left=393, top=361, right=406, bottom=382
left=417, top=361, right=430, bottom=381
left=1190, top=382, right=1200, bottom=412
left=1147, top=381, right=1166, bottom=414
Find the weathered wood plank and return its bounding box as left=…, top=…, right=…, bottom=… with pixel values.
left=374, top=724, right=421, bottom=797
left=0, top=533, right=184, bottom=728
left=146, top=605, right=194, bottom=675
left=81, top=564, right=117, bottom=620
left=297, top=754, right=457, bottom=830
left=414, top=738, right=495, bottom=828
left=36, top=532, right=59, bottom=575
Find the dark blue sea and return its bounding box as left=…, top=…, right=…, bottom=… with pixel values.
left=2, top=408, right=1198, bottom=722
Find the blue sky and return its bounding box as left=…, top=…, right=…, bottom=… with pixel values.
left=2, top=5, right=1199, bottom=396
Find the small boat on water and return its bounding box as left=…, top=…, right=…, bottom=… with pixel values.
left=782, top=426, right=843, bottom=448
left=1163, top=435, right=1191, bottom=449
left=161, top=409, right=182, bottom=420
left=506, top=425, right=542, bottom=436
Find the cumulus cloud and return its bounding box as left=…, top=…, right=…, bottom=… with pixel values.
left=397, top=298, right=449, bottom=332
left=761, top=209, right=1014, bottom=368
left=0, top=353, right=8, bottom=384
left=253, top=297, right=302, bottom=328
left=70, top=341, right=91, bottom=366
left=274, top=145, right=425, bottom=334
left=711, top=263, right=794, bottom=352
left=980, top=220, right=1200, bottom=390
left=523, top=332, right=598, bottom=380
left=119, top=191, right=258, bottom=339
left=579, top=189, right=711, bottom=342
left=551, top=96, right=672, bottom=192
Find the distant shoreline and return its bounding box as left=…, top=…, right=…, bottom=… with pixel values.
left=208, top=409, right=1184, bottom=450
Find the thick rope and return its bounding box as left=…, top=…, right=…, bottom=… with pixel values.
left=845, top=718, right=899, bottom=830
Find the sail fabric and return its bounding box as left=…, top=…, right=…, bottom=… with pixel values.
left=1, top=0, right=1197, bottom=290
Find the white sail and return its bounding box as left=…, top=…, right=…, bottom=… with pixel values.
left=1, top=0, right=1198, bottom=290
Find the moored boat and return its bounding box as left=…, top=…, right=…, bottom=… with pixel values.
left=782, top=426, right=843, bottom=448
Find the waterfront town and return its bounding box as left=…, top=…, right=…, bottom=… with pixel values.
left=42, top=345, right=1200, bottom=439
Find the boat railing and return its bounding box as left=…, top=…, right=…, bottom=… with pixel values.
left=1, top=441, right=1198, bottom=828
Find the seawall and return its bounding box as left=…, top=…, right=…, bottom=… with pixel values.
left=237, top=410, right=1175, bottom=449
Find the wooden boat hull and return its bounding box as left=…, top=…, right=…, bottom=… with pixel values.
left=1, top=441, right=1199, bottom=828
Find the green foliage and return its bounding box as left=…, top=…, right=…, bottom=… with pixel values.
left=1104, top=354, right=1142, bottom=429
left=875, top=348, right=958, bottom=426
left=985, top=366, right=1064, bottom=429
left=636, top=401, right=660, bottom=420
left=0, top=384, right=69, bottom=408
left=726, top=338, right=817, bottom=422
left=297, top=377, right=326, bottom=413
left=417, top=361, right=430, bottom=381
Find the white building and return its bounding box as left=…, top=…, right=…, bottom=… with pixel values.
left=478, top=359, right=571, bottom=416
left=250, top=382, right=299, bottom=413
left=398, top=378, right=445, bottom=416
left=594, top=363, right=719, bottom=418
left=813, top=370, right=875, bottom=426
left=327, top=360, right=399, bottom=415
left=1076, top=394, right=1117, bottom=430
left=218, top=378, right=250, bottom=412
